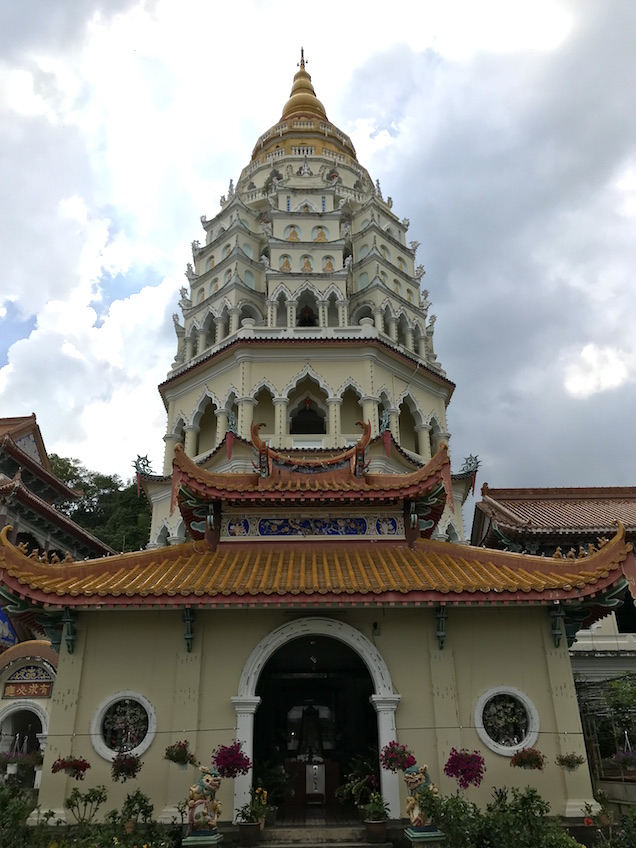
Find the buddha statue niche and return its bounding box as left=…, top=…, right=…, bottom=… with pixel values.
left=286, top=225, right=300, bottom=241
left=322, top=256, right=334, bottom=273
left=280, top=256, right=292, bottom=272
left=313, top=226, right=327, bottom=242
left=301, top=256, right=313, bottom=273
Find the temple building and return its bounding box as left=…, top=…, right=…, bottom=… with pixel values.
left=1, top=54, right=635, bottom=825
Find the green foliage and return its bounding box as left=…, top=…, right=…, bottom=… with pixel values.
left=0, top=779, right=33, bottom=837
left=605, top=676, right=636, bottom=734
left=360, top=791, right=390, bottom=821
left=584, top=794, right=636, bottom=847
left=49, top=454, right=151, bottom=551
left=335, top=750, right=380, bottom=807
left=63, top=784, right=108, bottom=824
left=416, top=785, right=581, bottom=848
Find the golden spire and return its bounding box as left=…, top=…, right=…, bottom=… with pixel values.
left=280, top=48, right=327, bottom=122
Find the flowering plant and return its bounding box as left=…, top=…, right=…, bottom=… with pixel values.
left=509, top=747, right=546, bottom=770
left=379, top=741, right=416, bottom=772
left=111, top=750, right=143, bottom=782
left=555, top=752, right=585, bottom=769
left=51, top=755, right=91, bottom=780
left=236, top=786, right=268, bottom=823
left=164, top=739, right=198, bottom=766
left=212, top=740, right=252, bottom=779
left=444, top=747, right=486, bottom=790
left=360, top=791, right=390, bottom=821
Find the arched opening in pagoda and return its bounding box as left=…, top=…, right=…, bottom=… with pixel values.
left=253, top=634, right=378, bottom=818
left=288, top=378, right=327, bottom=436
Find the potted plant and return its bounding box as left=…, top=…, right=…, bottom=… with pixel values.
left=335, top=751, right=380, bottom=809
left=236, top=786, right=268, bottom=845
left=212, top=740, right=252, bottom=779
left=509, top=747, right=546, bottom=770
left=111, top=750, right=143, bottom=782
left=359, top=791, right=390, bottom=844
left=555, top=752, right=586, bottom=771
left=3, top=751, right=33, bottom=776
left=379, top=740, right=416, bottom=772
left=164, top=739, right=198, bottom=769
left=51, top=755, right=91, bottom=780
left=444, top=747, right=486, bottom=790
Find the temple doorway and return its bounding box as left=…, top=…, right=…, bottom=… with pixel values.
left=253, top=634, right=377, bottom=815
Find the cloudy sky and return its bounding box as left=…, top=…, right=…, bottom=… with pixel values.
left=1, top=0, right=635, bottom=524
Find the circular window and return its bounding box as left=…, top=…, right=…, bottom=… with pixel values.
left=90, top=691, right=156, bottom=762
left=474, top=686, right=539, bottom=757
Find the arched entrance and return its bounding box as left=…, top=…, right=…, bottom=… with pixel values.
left=0, top=700, right=48, bottom=788
left=254, top=634, right=377, bottom=814
left=232, top=618, right=400, bottom=819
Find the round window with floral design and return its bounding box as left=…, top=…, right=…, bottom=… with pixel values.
left=474, top=686, right=539, bottom=757
left=90, top=691, right=156, bottom=762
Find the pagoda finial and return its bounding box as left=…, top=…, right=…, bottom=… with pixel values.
left=299, top=47, right=306, bottom=70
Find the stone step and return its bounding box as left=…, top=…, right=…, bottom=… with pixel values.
left=261, top=826, right=366, bottom=843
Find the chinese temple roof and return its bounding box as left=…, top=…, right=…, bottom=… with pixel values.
left=0, top=472, right=115, bottom=557
left=0, top=523, right=633, bottom=620
left=473, top=483, right=636, bottom=547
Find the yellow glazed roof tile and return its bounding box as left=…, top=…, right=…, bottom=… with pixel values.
left=0, top=524, right=633, bottom=607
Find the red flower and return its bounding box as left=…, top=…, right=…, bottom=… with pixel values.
left=584, top=817, right=594, bottom=827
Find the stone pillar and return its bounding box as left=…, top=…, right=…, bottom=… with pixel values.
left=266, top=299, right=276, bottom=328
left=415, top=424, right=432, bottom=461
left=417, top=334, right=427, bottom=358
left=215, top=316, right=225, bottom=343
left=197, top=326, right=207, bottom=354
left=160, top=645, right=204, bottom=823
left=360, top=396, right=379, bottom=436
left=183, top=425, right=199, bottom=458
left=373, top=307, right=384, bottom=333
left=337, top=299, right=349, bottom=327
left=185, top=335, right=194, bottom=361
left=317, top=299, right=328, bottom=328
left=387, top=316, right=397, bottom=341
left=273, top=397, right=289, bottom=446
left=370, top=695, right=401, bottom=819
left=429, top=642, right=462, bottom=785
left=215, top=408, right=229, bottom=446
left=229, top=307, right=240, bottom=335
left=237, top=396, right=257, bottom=439
left=388, top=407, right=399, bottom=442
left=286, top=299, right=297, bottom=328
left=230, top=696, right=262, bottom=821
left=327, top=397, right=342, bottom=442
left=405, top=325, right=414, bottom=351
left=163, top=433, right=182, bottom=475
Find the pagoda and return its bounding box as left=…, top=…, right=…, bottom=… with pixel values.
left=0, top=53, right=634, bottom=826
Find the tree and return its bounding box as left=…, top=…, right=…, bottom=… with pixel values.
left=49, top=455, right=151, bottom=553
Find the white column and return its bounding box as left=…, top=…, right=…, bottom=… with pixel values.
left=266, top=300, right=276, bottom=328
left=405, top=326, right=414, bottom=351
left=373, top=307, right=384, bottom=333
left=388, top=407, right=399, bottom=442
left=215, top=409, right=229, bottom=446
left=337, top=299, right=349, bottom=327
left=327, top=397, right=342, bottom=442
left=185, top=335, right=194, bottom=360
left=229, top=307, right=240, bottom=334
left=183, top=425, right=199, bottom=458
left=387, top=316, right=397, bottom=341
left=415, top=424, right=432, bottom=460
left=417, top=334, right=427, bottom=358
left=360, top=396, right=378, bottom=437
left=230, top=696, right=262, bottom=821
left=197, top=326, right=207, bottom=353
left=273, top=397, right=289, bottom=447
left=163, top=433, right=181, bottom=475
left=286, top=299, right=297, bottom=328
left=317, top=299, right=328, bottom=327
left=237, top=396, right=257, bottom=439
left=370, top=695, right=401, bottom=819
left=215, top=316, right=225, bottom=343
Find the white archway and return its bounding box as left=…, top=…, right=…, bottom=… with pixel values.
left=231, top=617, right=401, bottom=819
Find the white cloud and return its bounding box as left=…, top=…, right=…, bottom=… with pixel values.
left=564, top=344, right=635, bottom=398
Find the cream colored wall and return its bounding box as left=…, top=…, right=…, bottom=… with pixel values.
left=38, top=606, right=592, bottom=821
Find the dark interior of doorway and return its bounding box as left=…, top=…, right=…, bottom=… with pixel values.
left=254, top=634, right=377, bottom=821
